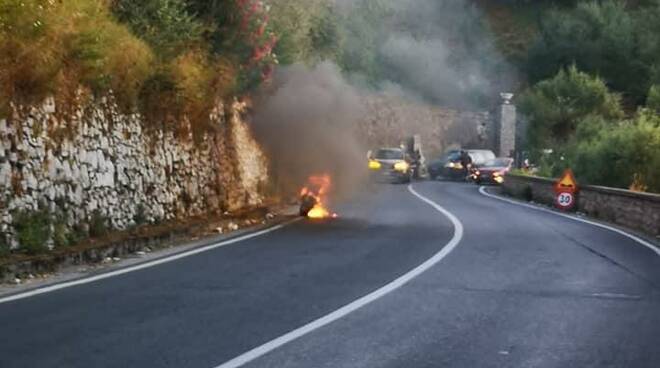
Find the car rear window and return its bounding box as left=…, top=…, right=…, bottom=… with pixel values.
left=469, top=150, right=496, bottom=165
left=483, top=158, right=512, bottom=167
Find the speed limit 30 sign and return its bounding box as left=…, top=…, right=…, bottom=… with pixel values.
left=554, top=169, right=578, bottom=211
left=555, top=191, right=575, bottom=209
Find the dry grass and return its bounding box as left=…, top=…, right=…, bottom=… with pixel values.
left=0, top=0, right=155, bottom=117
left=0, top=0, right=240, bottom=140
left=140, top=50, right=238, bottom=138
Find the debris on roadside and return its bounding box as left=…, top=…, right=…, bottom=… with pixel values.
left=1, top=204, right=292, bottom=287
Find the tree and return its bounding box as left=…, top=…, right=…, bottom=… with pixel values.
left=267, top=0, right=342, bottom=65
left=186, top=0, right=277, bottom=90
left=307, top=4, right=343, bottom=62
left=526, top=0, right=660, bottom=104
left=520, top=65, right=623, bottom=149
left=112, top=0, right=203, bottom=59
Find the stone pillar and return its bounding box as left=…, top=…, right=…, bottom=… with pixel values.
left=499, top=93, right=516, bottom=158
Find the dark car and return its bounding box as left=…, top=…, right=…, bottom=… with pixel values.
left=427, top=150, right=459, bottom=180
left=368, top=148, right=413, bottom=184
left=472, top=158, right=514, bottom=185
left=428, top=149, right=496, bottom=180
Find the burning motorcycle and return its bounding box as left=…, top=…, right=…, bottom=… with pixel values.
left=299, top=175, right=338, bottom=219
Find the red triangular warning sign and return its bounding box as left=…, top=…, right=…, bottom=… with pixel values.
left=555, top=169, right=578, bottom=193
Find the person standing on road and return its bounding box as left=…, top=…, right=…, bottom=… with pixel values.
left=460, top=150, right=472, bottom=180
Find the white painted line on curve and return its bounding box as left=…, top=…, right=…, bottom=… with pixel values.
left=478, top=186, right=660, bottom=257
left=213, top=184, right=464, bottom=368
left=0, top=221, right=297, bottom=305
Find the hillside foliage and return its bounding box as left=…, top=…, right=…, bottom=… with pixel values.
left=526, top=0, right=660, bottom=104
left=0, top=0, right=278, bottom=131
left=1, top=0, right=658, bottom=191
left=488, top=0, right=660, bottom=192
left=521, top=66, right=660, bottom=192
left=520, top=66, right=624, bottom=149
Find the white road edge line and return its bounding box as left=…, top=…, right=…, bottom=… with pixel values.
left=213, top=184, right=464, bottom=368
left=478, top=186, right=660, bottom=257
left=0, top=221, right=298, bottom=305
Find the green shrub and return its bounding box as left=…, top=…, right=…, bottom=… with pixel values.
left=520, top=65, right=623, bottom=150
left=269, top=1, right=342, bottom=65
left=569, top=110, right=660, bottom=192
left=112, top=0, right=203, bottom=60
left=52, top=222, right=69, bottom=248
left=133, top=204, right=148, bottom=226
left=648, top=85, right=660, bottom=113
left=89, top=210, right=110, bottom=238
left=52, top=217, right=81, bottom=249
left=13, top=209, right=52, bottom=255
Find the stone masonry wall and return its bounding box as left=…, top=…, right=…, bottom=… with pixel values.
left=358, top=95, right=492, bottom=159
left=579, top=185, right=660, bottom=236
left=0, top=96, right=268, bottom=250
left=501, top=174, right=556, bottom=205
left=502, top=174, right=660, bottom=237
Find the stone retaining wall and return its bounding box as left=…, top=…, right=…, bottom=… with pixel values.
left=0, top=96, right=268, bottom=251
left=502, top=174, right=660, bottom=237
left=358, top=95, right=493, bottom=158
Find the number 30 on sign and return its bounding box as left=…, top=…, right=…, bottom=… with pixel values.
left=556, top=192, right=574, bottom=209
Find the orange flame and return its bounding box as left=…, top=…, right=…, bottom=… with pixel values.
left=300, top=174, right=338, bottom=219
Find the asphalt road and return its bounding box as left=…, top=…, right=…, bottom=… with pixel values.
left=1, top=182, right=659, bottom=368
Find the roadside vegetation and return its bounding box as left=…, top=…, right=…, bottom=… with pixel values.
left=0, top=0, right=658, bottom=192
left=519, top=67, right=660, bottom=192
left=487, top=0, right=660, bottom=193
left=0, top=0, right=277, bottom=133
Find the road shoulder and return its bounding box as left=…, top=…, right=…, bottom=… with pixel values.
left=479, top=185, right=660, bottom=254
left=0, top=213, right=299, bottom=302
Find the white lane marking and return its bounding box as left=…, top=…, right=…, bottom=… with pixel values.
left=213, top=185, right=464, bottom=368
left=478, top=186, right=660, bottom=257
left=0, top=221, right=297, bottom=305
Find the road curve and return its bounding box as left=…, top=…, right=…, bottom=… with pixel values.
left=0, top=181, right=659, bottom=368
left=0, top=183, right=455, bottom=368
left=242, top=182, right=660, bottom=368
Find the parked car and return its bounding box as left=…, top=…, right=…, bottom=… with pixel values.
left=428, top=149, right=496, bottom=180
left=368, top=148, right=413, bottom=184
left=472, top=157, right=514, bottom=185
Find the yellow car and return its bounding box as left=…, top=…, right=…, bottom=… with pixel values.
left=368, top=148, right=413, bottom=184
